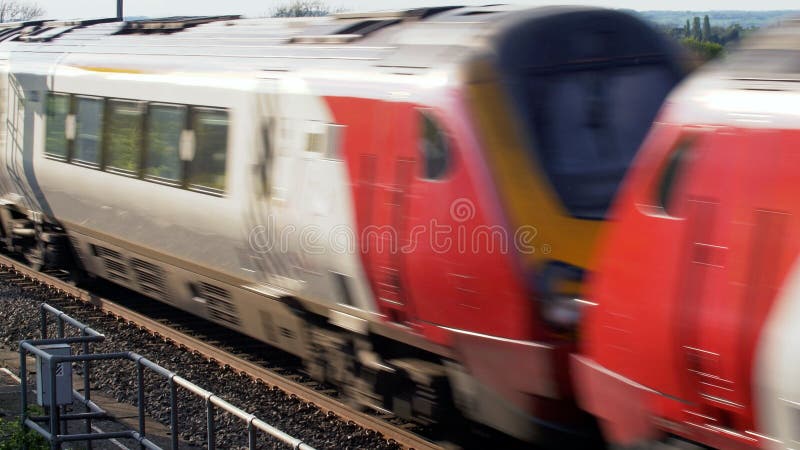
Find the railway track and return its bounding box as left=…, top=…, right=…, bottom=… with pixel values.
left=0, top=252, right=443, bottom=450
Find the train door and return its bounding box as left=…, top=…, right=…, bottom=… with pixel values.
left=242, top=92, right=297, bottom=287
left=365, top=101, right=419, bottom=326
left=2, top=74, right=32, bottom=207
left=399, top=107, right=465, bottom=332
left=245, top=89, right=376, bottom=313
left=244, top=89, right=334, bottom=289
left=671, top=128, right=799, bottom=437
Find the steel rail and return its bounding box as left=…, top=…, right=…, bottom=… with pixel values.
left=0, top=253, right=442, bottom=450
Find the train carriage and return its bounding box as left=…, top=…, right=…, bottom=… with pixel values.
left=574, top=17, right=800, bottom=450
left=0, top=6, right=682, bottom=441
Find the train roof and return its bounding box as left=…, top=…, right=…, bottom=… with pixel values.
left=713, top=17, right=800, bottom=81
left=0, top=6, right=672, bottom=77
left=662, top=18, right=800, bottom=128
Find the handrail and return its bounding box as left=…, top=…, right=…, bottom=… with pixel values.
left=19, top=303, right=317, bottom=450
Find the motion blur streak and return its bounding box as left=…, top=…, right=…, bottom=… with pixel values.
left=0, top=5, right=683, bottom=446
left=575, top=16, right=800, bottom=450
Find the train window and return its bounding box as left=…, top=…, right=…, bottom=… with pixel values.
left=145, top=104, right=185, bottom=184
left=256, top=120, right=272, bottom=197
left=657, top=140, right=693, bottom=216
left=73, top=96, right=104, bottom=166
left=189, top=108, right=228, bottom=192
left=106, top=99, right=144, bottom=175
left=45, top=93, right=70, bottom=159
left=419, top=110, right=450, bottom=179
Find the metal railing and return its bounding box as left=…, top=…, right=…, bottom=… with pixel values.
left=19, top=303, right=317, bottom=450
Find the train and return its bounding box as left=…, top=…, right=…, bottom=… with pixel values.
left=573, top=16, right=800, bottom=450
left=0, top=5, right=685, bottom=444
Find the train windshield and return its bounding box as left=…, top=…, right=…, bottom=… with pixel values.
left=528, top=61, right=677, bottom=219
left=497, top=10, right=683, bottom=219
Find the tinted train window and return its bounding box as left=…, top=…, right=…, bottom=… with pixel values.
left=73, top=96, right=104, bottom=166
left=106, top=100, right=144, bottom=174
left=527, top=67, right=676, bottom=219
left=189, top=108, right=228, bottom=192
left=45, top=93, right=70, bottom=159
left=145, top=104, right=185, bottom=183
left=493, top=10, right=684, bottom=219
left=657, top=141, right=692, bottom=216
left=419, top=111, right=449, bottom=179
left=257, top=121, right=272, bottom=197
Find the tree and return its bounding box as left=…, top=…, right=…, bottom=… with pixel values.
left=719, top=24, right=742, bottom=44
left=681, top=37, right=724, bottom=62
left=702, top=15, right=711, bottom=42
left=692, top=16, right=702, bottom=40
left=271, top=0, right=333, bottom=18
left=0, top=0, right=43, bottom=22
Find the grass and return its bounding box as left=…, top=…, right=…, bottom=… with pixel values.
left=0, top=405, right=50, bottom=450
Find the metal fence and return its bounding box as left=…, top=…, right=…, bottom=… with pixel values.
left=18, top=302, right=317, bottom=450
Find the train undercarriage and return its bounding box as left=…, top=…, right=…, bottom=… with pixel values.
left=0, top=199, right=583, bottom=445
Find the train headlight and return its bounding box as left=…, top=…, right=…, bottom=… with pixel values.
left=540, top=295, right=583, bottom=330
left=536, top=261, right=588, bottom=334
left=539, top=296, right=598, bottom=332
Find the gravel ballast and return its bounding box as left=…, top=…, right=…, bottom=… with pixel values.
left=0, top=277, right=403, bottom=450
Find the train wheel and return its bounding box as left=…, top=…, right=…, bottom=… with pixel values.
left=23, top=227, right=45, bottom=271
left=0, top=206, right=15, bottom=252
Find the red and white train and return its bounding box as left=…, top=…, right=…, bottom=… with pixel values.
left=0, top=6, right=683, bottom=443
left=574, top=18, right=800, bottom=450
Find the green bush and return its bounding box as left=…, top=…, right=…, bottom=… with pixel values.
left=0, top=417, right=49, bottom=450
left=681, top=37, right=725, bottom=61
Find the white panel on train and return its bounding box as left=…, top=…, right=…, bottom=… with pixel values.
left=755, top=257, right=800, bottom=449
left=244, top=81, right=376, bottom=313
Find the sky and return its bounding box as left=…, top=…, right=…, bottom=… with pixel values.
left=29, top=0, right=800, bottom=21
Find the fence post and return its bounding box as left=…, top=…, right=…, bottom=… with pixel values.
left=49, top=357, right=60, bottom=450
left=55, top=317, right=66, bottom=437
left=169, top=377, right=178, bottom=450
left=138, top=361, right=146, bottom=450
left=248, top=419, right=256, bottom=449
left=207, top=400, right=215, bottom=450
left=20, top=347, right=28, bottom=450
left=83, top=328, right=92, bottom=450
